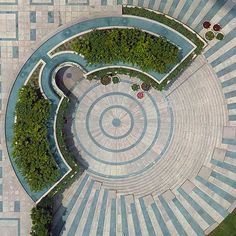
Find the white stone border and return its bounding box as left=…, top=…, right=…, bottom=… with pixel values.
left=36, top=61, right=87, bottom=203
left=84, top=65, right=158, bottom=82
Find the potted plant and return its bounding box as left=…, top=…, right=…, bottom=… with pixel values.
left=203, top=21, right=211, bottom=29
left=112, top=76, right=120, bottom=84
left=141, top=82, right=151, bottom=91
left=205, top=31, right=215, bottom=41
left=213, top=24, right=221, bottom=31
left=216, top=32, right=224, bottom=40
left=137, top=91, right=144, bottom=99
left=100, top=76, right=111, bottom=85
left=131, top=84, right=140, bottom=91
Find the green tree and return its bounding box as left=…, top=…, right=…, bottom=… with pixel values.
left=31, top=197, right=53, bottom=236
left=13, top=84, right=59, bottom=192
left=71, top=28, right=179, bottom=74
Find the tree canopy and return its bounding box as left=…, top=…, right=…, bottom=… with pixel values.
left=71, top=28, right=179, bottom=73
left=13, top=84, right=59, bottom=192
left=31, top=196, right=53, bottom=236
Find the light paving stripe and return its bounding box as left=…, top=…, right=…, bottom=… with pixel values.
left=139, top=198, right=156, bottom=236
left=218, top=4, right=236, bottom=27
left=177, top=188, right=215, bottom=225
left=194, top=0, right=228, bottom=33
left=226, top=150, right=236, bottom=159
left=131, top=203, right=142, bottom=236
left=127, top=0, right=133, bottom=5
left=110, top=199, right=116, bottom=236
left=172, top=197, right=204, bottom=236
left=158, top=0, right=167, bottom=13
left=120, top=195, right=129, bottom=236
left=192, top=187, right=228, bottom=218
left=159, top=195, right=187, bottom=236
left=216, top=62, right=236, bottom=78
left=186, top=0, right=205, bottom=26
left=168, top=0, right=179, bottom=17
left=67, top=181, right=95, bottom=236
left=222, top=77, right=236, bottom=88
left=211, top=159, right=236, bottom=174
left=96, top=190, right=108, bottom=236
left=82, top=190, right=100, bottom=236
left=171, top=0, right=185, bottom=18
left=152, top=0, right=161, bottom=11
left=192, top=179, right=231, bottom=210
left=176, top=0, right=193, bottom=21
left=151, top=202, right=170, bottom=236
left=211, top=47, right=236, bottom=67
left=196, top=176, right=235, bottom=204
left=204, top=28, right=236, bottom=58
left=211, top=170, right=236, bottom=190
left=148, top=0, right=155, bottom=10
left=63, top=174, right=89, bottom=221
left=138, top=0, right=144, bottom=7
left=162, top=0, right=174, bottom=14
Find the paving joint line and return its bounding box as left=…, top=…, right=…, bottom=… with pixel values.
left=166, top=61, right=207, bottom=97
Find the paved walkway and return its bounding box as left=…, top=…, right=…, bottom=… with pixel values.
left=0, top=0, right=235, bottom=235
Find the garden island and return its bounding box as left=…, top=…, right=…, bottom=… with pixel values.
left=0, top=1, right=235, bottom=236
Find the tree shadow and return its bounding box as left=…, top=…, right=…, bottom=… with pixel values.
left=51, top=66, right=89, bottom=235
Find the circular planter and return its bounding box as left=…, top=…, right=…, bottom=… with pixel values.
left=100, top=76, right=111, bottom=85
left=137, top=91, right=144, bottom=99
left=112, top=76, right=120, bottom=84
left=203, top=21, right=211, bottom=29
left=205, top=31, right=215, bottom=41
left=216, top=32, right=224, bottom=40
left=213, top=24, right=221, bottom=31
left=141, top=82, right=151, bottom=92
left=131, top=84, right=140, bottom=91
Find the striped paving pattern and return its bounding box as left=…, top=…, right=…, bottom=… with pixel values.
left=53, top=0, right=236, bottom=235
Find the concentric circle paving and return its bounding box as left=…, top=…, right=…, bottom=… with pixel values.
left=72, top=78, right=173, bottom=178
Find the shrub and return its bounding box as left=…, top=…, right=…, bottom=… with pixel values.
left=112, top=76, right=120, bottom=84
left=13, top=84, right=59, bottom=192
left=101, top=76, right=111, bottom=85
left=213, top=24, right=221, bottom=31
left=137, top=91, right=144, bottom=99
left=71, top=28, right=179, bottom=74
left=203, top=21, right=211, bottom=29
left=131, top=84, right=140, bottom=91
left=205, top=31, right=215, bottom=41
left=141, top=82, right=151, bottom=91
left=216, top=33, right=224, bottom=40
left=31, top=196, right=53, bottom=236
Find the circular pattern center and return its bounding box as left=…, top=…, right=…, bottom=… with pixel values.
left=71, top=77, right=173, bottom=178
left=112, top=118, right=121, bottom=127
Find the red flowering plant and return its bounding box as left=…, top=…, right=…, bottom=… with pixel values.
left=213, top=24, right=221, bottom=31
left=203, top=21, right=211, bottom=29
left=137, top=91, right=144, bottom=99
